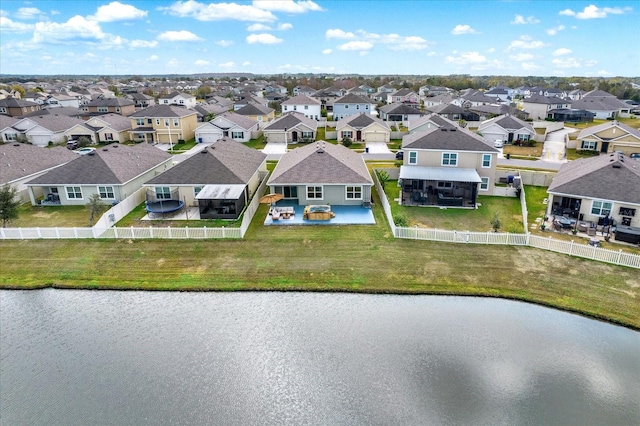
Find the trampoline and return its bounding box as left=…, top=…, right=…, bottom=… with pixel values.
left=145, top=200, right=185, bottom=217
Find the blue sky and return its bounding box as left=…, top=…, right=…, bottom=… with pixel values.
left=0, top=0, right=638, bottom=76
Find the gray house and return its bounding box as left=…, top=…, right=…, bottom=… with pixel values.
left=143, top=138, right=267, bottom=220
left=332, top=94, right=376, bottom=120
left=268, top=142, right=373, bottom=206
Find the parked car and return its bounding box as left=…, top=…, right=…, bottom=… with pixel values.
left=494, top=140, right=504, bottom=148
left=74, top=147, right=96, bottom=155
left=395, top=150, right=404, bottom=160
left=631, top=153, right=640, bottom=160
left=67, top=140, right=79, bottom=150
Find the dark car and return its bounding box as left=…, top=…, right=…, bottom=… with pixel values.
left=395, top=150, right=404, bottom=160
left=630, top=153, right=640, bottom=160
left=67, top=140, right=79, bottom=150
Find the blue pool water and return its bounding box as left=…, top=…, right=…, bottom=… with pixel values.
left=264, top=201, right=375, bottom=225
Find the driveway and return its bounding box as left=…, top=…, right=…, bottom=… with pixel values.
left=541, top=128, right=576, bottom=163
left=365, top=142, right=391, bottom=154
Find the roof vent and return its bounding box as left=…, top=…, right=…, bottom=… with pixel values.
left=201, top=150, right=207, bottom=154
left=612, top=164, right=621, bottom=168
left=13, top=144, right=20, bottom=147
left=102, top=148, right=108, bottom=151
left=450, top=128, right=457, bottom=131
left=440, top=128, right=447, bottom=131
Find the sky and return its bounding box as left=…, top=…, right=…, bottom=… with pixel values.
left=0, top=0, right=638, bottom=77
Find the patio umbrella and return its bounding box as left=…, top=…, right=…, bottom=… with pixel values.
left=259, top=193, right=284, bottom=204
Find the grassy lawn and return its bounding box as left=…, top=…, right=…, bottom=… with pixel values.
left=9, top=203, right=110, bottom=228
left=316, top=127, right=326, bottom=141
left=245, top=135, right=266, bottom=150
left=167, top=138, right=197, bottom=153
left=383, top=179, right=524, bottom=233
left=503, top=144, right=543, bottom=157
left=565, top=148, right=600, bottom=160
left=389, top=139, right=402, bottom=150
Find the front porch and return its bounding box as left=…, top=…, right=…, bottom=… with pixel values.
left=399, top=166, right=480, bottom=208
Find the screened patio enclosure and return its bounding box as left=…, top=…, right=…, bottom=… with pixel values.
left=399, top=166, right=481, bottom=208
left=196, top=184, right=247, bottom=219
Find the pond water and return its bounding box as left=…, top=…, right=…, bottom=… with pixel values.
left=1, top=290, right=638, bottom=425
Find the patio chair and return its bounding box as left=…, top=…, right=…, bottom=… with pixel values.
left=587, top=226, right=596, bottom=236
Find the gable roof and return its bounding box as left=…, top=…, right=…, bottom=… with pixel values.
left=268, top=142, right=373, bottom=185
left=479, top=114, right=534, bottom=132
left=129, top=105, right=197, bottom=118
left=86, top=113, right=133, bottom=132
left=158, top=91, right=195, bottom=100
left=145, top=138, right=266, bottom=186
left=548, top=153, right=640, bottom=205
left=212, top=112, right=258, bottom=130
left=235, top=102, right=274, bottom=116
left=577, top=120, right=640, bottom=140
left=27, top=143, right=172, bottom=185
left=16, top=114, right=87, bottom=133
left=378, top=103, right=422, bottom=115
left=281, top=95, right=321, bottom=106
left=263, top=112, right=318, bottom=131
left=334, top=93, right=375, bottom=105
left=0, top=143, right=77, bottom=184
left=86, top=96, right=134, bottom=107
left=403, top=124, right=497, bottom=152
left=0, top=97, right=39, bottom=108
left=20, top=107, right=82, bottom=118
left=336, top=113, right=390, bottom=130
left=571, top=93, right=630, bottom=112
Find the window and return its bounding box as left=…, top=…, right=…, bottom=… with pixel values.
left=116, top=107, right=121, bottom=113
left=194, top=186, right=203, bottom=196
left=155, top=187, right=171, bottom=200
left=5, top=133, right=17, bottom=141
left=0, top=107, right=6, bottom=113
left=98, top=107, right=108, bottom=112
left=480, top=177, right=489, bottom=191
left=98, top=186, right=115, bottom=199
left=517, top=134, right=530, bottom=142
left=442, top=152, right=458, bottom=166
left=356, top=105, right=360, bottom=110
left=163, top=100, right=169, bottom=104
left=66, top=186, right=83, bottom=199
left=173, top=119, right=179, bottom=126
left=136, top=118, right=145, bottom=126
left=179, top=99, right=184, bottom=104
left=304, top=105, right=308, bottom=110
left=346, top=186, right=362, bottom=200
left=581, top=140, right=597, bottom=150
left=408, top=151, right=417, bottom=164
left=294, top=106, right=297, bottom=110
left=307, top=186, right=323, bottom=200
left=231, top=131, right=244, bottom=139
left=482, top=154, right=491, bottom=168
left=104, top=133, right=114, bottom=141
left=147, top=118, right=152, bottom=124
left=342, top=131, right=353, bottom=139
left=164, top=119, right=170, bottom=127
left=301, top=131, right=313, bottom=139
left=137, top=133, right=145, bottom=139
left=591, top=200, right=612, bottom=216
left=437, top=181, right=453, bottom=189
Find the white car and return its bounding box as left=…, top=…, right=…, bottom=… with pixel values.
left=74, top=147, right=96, bottom=155
left=494, top=140, right=504, bottom=148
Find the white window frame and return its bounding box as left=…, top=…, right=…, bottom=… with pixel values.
left=581, top=140, right=597, bottom=150
left=98, top=186, right=115, bottom=199
left=156, top=118, right=160, bottom=125
left=482, top=154, right=491, bottom=168
left=173, top=118, right=179, bottom=127
left=306, top=185, right=323, bottom=200
left=442, top=152, right=458, bottom=166
left=301, top=131, right=313, bottom=139
left=136, top=118, right=145, bottom=126
left=155, top=187, right=171, bottom=200
left=98, top=107, right=108, bottom=113
left=194, top=186, right=203, bottom=197
left=346, top=186, right=363, bottom=200
left=408, top=151, right=417, bottom=165
left=66, top=186, right=83, bottom=200
left=480, top=177, right=489, bottom=191
left=231, top=131, right=243, bottom=139
left=591, top=200, right=612, bottom=216
left=104, top=133, right=114, bottom=141
left=5, top=133, right=18, bottom=141
left=342, top=131, right=353, bottom=139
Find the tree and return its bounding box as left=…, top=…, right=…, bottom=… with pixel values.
left=491, top=212, right=502, bottom=233
left=77, top=136, right=91, bottom=148
left=86, top=194, right=104, bottom=226
left=375, top=170, right=390, bottom=189
left=341, top=135, right=352, bottom=147
left=0, top=184, right=20, bottom=227
left=11, top=84, right=26, bottom=98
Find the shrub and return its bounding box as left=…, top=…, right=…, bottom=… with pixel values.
left=341, top=136, right=352, bottom=147
left=393, top=213, right=408, bottom=227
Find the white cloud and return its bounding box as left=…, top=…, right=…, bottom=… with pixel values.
left=507, top=35, right=545, bottom=50
left=386, top=35, right=429, bottom=51
left=487, top=47, right=495, bottom=53
left=219, top=61, right=235, bottom=68
left=0, top=17, right=34, bottom=33
left=157, top=30, right=203, bottom=42
left=552, top=57, right=581, bottom=68
left=451, top=24, right=478, bottom=35
left=445, top=51, right=487, bottom=65
left=559, top=5, right=631, bottom=19
left=252, top=0, right=323, bottom=13
left=215, top=39, right=234, bottom=47
left=337, top=41, right=373, bottom=51
left=149, top=54, right=159, bottom=61
left=322, top=48, right=332, bottom=54
left=246, top=33, right=283, bottom=44
left=278, top=23, right=293, bottom=30
left=15, top=7, right=44, bottom=19
left=326, top=28, right=355, bottom=39
left=195, top=59, right=209, bottom=66
left=247, top=23, right=270, bottom=31
left=166, top=58, right=181, bottom=67
left=521, top=62, right=542, bottom=71
left=130, top=39, right=158, bottom=48
left=511, top=14, right=540, bottom=25
left=32, top=15, right=106, bottom=43
left=509, top=53, right=535, bottom=61
left=546, top=25, right=565, bottom=35
left=242, top=61, right=251, bottom=66
left=89, top=1, right=147, bottom=22
left=160, top=1, right=277, bottom=22
left=552, top=48, right=572, bottom=56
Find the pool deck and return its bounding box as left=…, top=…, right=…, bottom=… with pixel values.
left=264, top=201, right=375, bottom=225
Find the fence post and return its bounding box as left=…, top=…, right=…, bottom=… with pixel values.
left=168, top=226, right=172, bottom=238
left=592, top=244, right=597, bottom=260
left=526, top=232, right=530, bottom=246
left=149, top=226, right=154, bottom=238
left=415, top=225, right=418, bottom=240
left=506, top=233, right=510, bottom=245
left=547, top=236, right=552, bottom=250
left=466, top=231, right=469, bottom=243
left=0, top=227, right=4, bottom=239
left=37, top=227, right=41, bottom=238
left=185, top=226, right=189, bottom=239
left=55, top=227, right=60, bottom=239
left=19, top=228, right=24, bottom=240
left=222, top=226, right=226, bottom=238
left=131, top=226, right=135, bottom=239
left=73, top=227, right=78, bottom=239
left=569, top=240, right=574, bottom=256
left=617, top=250, right=622, bottom=265
left=114, top=227, right=118, bottom=239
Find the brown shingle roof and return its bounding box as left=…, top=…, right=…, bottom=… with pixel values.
left=0, top=143, right=77, bottom=184
left=403, top=125, right=497, bottom=152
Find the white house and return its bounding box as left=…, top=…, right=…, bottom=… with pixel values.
left=281, top=95, right=322, bottom=120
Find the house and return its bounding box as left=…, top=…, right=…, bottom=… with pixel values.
left=143, top=138, right=267, bottom=220
left=128, top=93, right=156, bottom=109
left=158, top=91, right=197, bottom=109
left=84, top=114, right=133, bottom=143
left=234, top=102, right=275, bottom=124
left=332, top=94, right=376, bottom=120
left=336, top=113, right=391, bottom=143
left=570, top=90, right=632, bottom=119
left=0, top=115, right=22, bottom=142
left=262, top=112, right=318, bottom=144
left=192, top=103, right=230, bottom=122
left=196, top=112, right=259, bottom=143
left=378, top=103, right=423, bottom=122
left=521, top=95, right=571, bottom=120
left=129, top=105, right=198, bottom=144
left=25, top=143, right=172, bottom=206
left=359, top=84, right=376, bottom=95
left=575, top=120, right=640, bottom=155
left=0, top=142, right=77, bottom=203
left=408, top=113, right=452, bottom=133
left=477, top=114, right=536, bottom=145
left=44, top=92, right=83, bottom=108
left=267, top=142, right=373, bottom=206
left=281, top=95, right=322, bottom=120
left=265, top=84, right=288, bottom=95
left=546, top=152, right=640, bottom=231
left=81, top=96, right=136, bottom=117
left=0, top=97, right=42, bottom=117
left=311, top=88, right=343, bottom=112
left=387, top=89, right=419, bottom=104
left=292, top=85, right=317, bottom=97
left=346, top=86, right=368, bottom=97
left=12, top=114, right=92, bottom=147
left=484, top=87, right=512, bottom=103
left=425, top=103, right=479, bottom=122
left=399, top=122, right=499, bottom=207
left=546, top=109, right=595, bottom=123
left=377, top=84, right=397, bottom=94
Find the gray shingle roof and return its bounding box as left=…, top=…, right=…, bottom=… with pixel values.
left=403, top=124, right=497, bottom=152
left=18, top=114, right=88, bottom=132
left=86, top=97, right=134, bottom=107
left=213, top=112, right=258, bottom=130
left=88, top=113, right=133, bottom=132
left=379, top=103, right=422, bottom=115
left=281, top=95, right=321, bottom=106
left=235, top=103, right=274, bottom=116
left=335, top=113, right=390, bottom=130
left=144, top=138, right=266, bottom=185
left=548, top=153, right=640, bottom=204
left=268, top=142, right=373, bottom=185
left=129, top=105, right=197, bottom=118
left=27, top=143, right=172, bottom=185
left=334, top=93, right=375, bottom=105
left=263, top=112, right=317, bottom=131
left=20, top=107, right=83, bottom=118
left=0, top=97, right=39, bottom=108
left=577, top=120, right=640, bottom=140
left=481, top=114, right=534, bottom=132
left=0, top=143, right=77, bottom=184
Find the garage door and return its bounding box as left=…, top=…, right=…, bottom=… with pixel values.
left=29, top=134, right=51, bottom=147
left=365, top=132, right=387, bottom=142
left=196, top=132, right=222, bottom=143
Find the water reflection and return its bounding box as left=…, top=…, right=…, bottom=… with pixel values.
left=1, top=291, right=638, bottom=425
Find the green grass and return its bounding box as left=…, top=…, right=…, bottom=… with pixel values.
left=565, top=148, right=600, bottom=161
left=115, top=202, right=242, bottom=228
left=10, top=203, right=110, bottom=228
left=316, top=127, right=326, bottom=141
left=245, top=134, right=266, bottom=150
left=168, top=138, right=197, bottom=153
